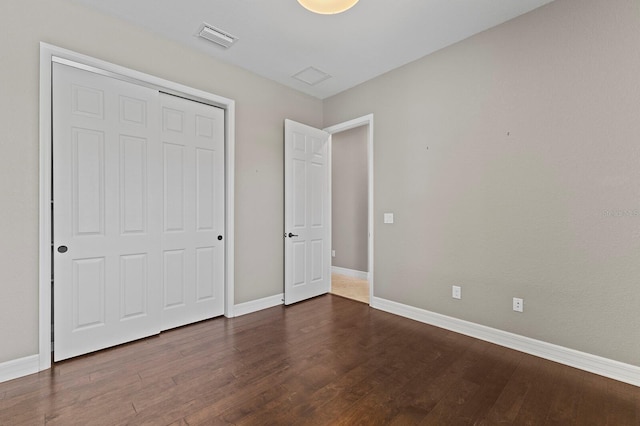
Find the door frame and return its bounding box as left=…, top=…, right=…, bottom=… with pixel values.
left=38, top=43, right=236, bottom=371
left=323, top=114, right=374, bottom=305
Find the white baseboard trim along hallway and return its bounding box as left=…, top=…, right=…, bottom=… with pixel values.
left=0, top=355, right=39, bottom=383
left=233, top=293, right=284, bottom=317
left=331, top=266, right=368, bottom=280
left=371, top=296, right=640, bottom=387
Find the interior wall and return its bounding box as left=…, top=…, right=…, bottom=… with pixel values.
left=0, top=0, right=322, bottom=364
left=331, top=126, right=368, bottom=272
left=324, top=0, right=640, bottom=366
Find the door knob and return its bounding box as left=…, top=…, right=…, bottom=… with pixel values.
left=57, top=246, right=68, bottom=253
left=288, top=233, right=299, bottom=238
left=218, top=235, right=223, bottom=240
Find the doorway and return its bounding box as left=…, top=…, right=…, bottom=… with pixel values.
left=283, top=115, right=373, bottom=307
left=325, top=115, right=374, bottom=305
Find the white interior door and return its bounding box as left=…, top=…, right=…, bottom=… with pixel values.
left=284, top=119, right=331, bottom=305
left=53, top=63, right=226, bottom=361
left=159, top=93, right=225, bottom=330
left=53, top=63, right=162, bottom=361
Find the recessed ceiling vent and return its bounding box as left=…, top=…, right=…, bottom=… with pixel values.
left=197, top=23, right=238, bottom=49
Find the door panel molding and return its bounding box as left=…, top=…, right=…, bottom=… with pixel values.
left=284, top=120, right=331, bottom=305
left=39, top=43, right=235, bottom=371
left=159, top=92, right=225, bottom=330
left=53, top=63, right=163, bottom=360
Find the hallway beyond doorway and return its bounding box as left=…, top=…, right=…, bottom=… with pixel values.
left=331, top=273, right=369, bottom=304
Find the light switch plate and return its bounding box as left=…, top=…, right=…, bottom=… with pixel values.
left=384, top=213, right=394, bottom=224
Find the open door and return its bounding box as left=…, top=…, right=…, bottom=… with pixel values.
left=284, top=119, right=331, bottom=305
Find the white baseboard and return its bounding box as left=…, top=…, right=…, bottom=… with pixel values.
left=371, top=296, right=640, bottom=387
left=7, top=297, right=635, bottom=387
left=0, top=354, right=39, bottom=384
left=331, top=266, right=368, bottom=280
left=2, top=294, right=283, bottom=383
left=234, top=293, right=284, bottom=317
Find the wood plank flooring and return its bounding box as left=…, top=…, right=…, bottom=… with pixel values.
left=0, top=295, right=638, bottom=425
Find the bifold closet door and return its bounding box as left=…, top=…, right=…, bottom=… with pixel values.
left=53, top=63, right=225, bottom=361
left=53, top=62, right=162, bottom=361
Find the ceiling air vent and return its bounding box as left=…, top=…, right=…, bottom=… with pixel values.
left=197, top=23, right=238, bottom=49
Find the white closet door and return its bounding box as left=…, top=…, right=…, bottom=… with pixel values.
left=53, top=63, right=162, bottom=361
left=160, top=93, right=225, bottom=330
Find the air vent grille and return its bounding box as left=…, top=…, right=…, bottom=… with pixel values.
left=198, top=23, right=238, bottom=49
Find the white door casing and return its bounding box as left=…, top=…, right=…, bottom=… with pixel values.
left=284, top=119, right=331, bottom=305
left=53, top=63, right=162, bottom=361
left=160, top=93, right=225, bottom=330
left=323, top=114, right=375, bottom=304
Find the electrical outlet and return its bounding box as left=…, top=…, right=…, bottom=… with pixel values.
left=513, top=297, right=523, bottom=312
left=452, top=286, right=461, bottom=300
left=331, top=250, right=336, bottom=257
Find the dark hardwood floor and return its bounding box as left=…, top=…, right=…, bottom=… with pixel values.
left=0, top=295, right=638, bottom=425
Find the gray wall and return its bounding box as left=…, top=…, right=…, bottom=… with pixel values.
left=0, top=0, right=322, bottom=364
left=331, top=126, right=368, bottom=272
left=2, top=0, right=639, bottom=371
left=324, top=0, right=640, bottom=366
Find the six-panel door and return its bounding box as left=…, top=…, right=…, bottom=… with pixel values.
left=159, top=93, right=225, bottom=330
left=52, top=63, right=225, bottom=361
left=284, top=119, right=331, bottom=305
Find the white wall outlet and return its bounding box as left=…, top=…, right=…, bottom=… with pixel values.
left=513, top=297, right=524, bottom=312
left=383, top=213, right=394, bottom=224
left=452, top=285, right=461, bottom=300
left=331, top=250, right=336, bottom=257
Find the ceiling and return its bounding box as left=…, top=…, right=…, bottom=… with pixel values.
left=73, top=0, right=555, bottom=99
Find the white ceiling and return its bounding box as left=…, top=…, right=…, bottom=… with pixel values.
left=73, top=0, right=555, bottom=99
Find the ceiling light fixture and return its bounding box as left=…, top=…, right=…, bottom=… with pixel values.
left=297, top=0, right=359, bottom=15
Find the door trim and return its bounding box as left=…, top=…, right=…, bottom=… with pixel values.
left=324, top=114, right=374, bottom=305
left=39, top=43, right=236, bottom=371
